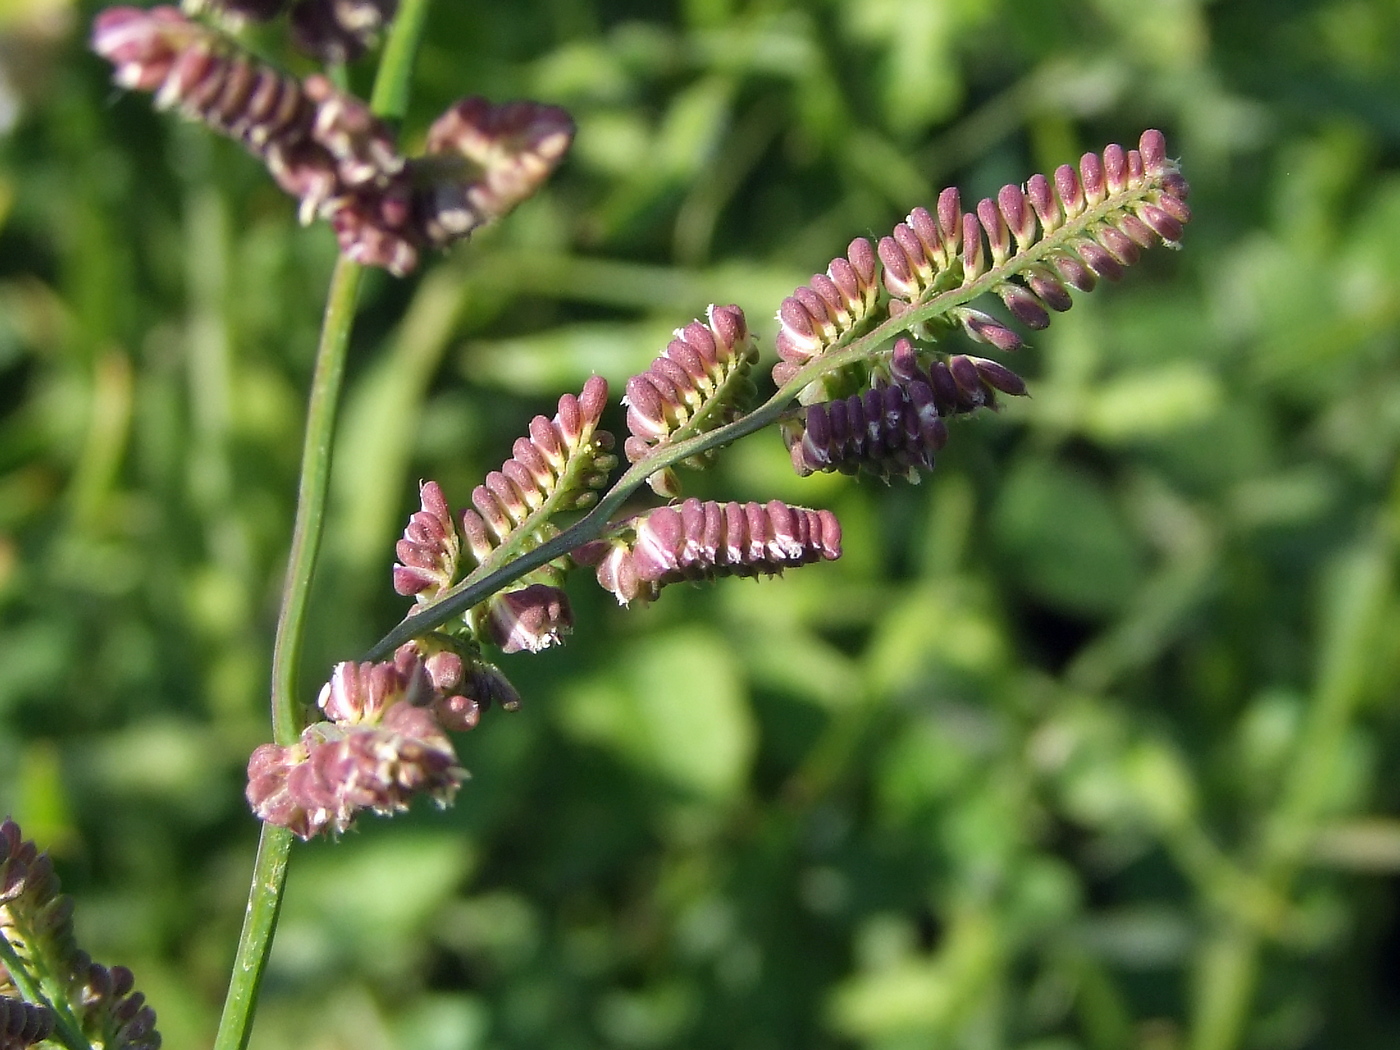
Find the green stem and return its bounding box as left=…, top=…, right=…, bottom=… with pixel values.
left=213, top=3, right=434, bottom=1047
left=210, top=824, right=294, bottom=1050
left=270, top=254, right=364, bottom=744
left=370, top=0, right=434, bottom=121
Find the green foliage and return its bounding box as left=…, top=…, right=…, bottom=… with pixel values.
left=4, top=0, right=1400, bottom=1047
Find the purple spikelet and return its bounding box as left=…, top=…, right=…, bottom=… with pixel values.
left=772, top=238, right=881, bottom=393
left=785, top=339, right=949, bottom=481
left=459, top=376, right=615, bottom=566
left=623, top=304, right=758, bottom=497
left=0, top=820, right=160, bottom=1049
left=877, top=130, right=1189, bottom=346
left=574, top=499, right=842, bottom=606
left=393, top=480, right=461, bottom=601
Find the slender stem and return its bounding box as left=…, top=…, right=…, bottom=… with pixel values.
left=270, top=255, right=364, bottom=744
left=211, top=824, right=294, bottom=1050
left=214, top=242, right=362, bottom=1050
left=370, top=0, right=433, bottom=121
left=213, top=3, right=434, bottom=1047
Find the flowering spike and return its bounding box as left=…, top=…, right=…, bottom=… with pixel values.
left=0, top=997, right=54, bottom=1047
left=773, top=238, right=883, bottom=398
left=578, top=500, right=841, bottom=605
left=458, top=377, right=615, bottom=566
left=624, top=304, right=758, bottom=495
left=782, top=338, right=963, bottom=481
left=0, top=820, right=160, bottom=1049
left=874, top=131, right=1187, bottom=355
left=393, top=481, right=461, bottom=600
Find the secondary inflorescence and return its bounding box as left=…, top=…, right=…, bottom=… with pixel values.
left=91, top=5, right=574, bottom=274
left=0, top=820, right=159, bottom=1050
left=574, top=499, right=843, bottom=606
left=246, top=640, right=523, bottom=838
left=623, top=304, right=758, bottom=497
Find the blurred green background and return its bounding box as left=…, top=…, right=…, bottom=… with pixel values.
left=4, top=0, right=1400, bottom=1047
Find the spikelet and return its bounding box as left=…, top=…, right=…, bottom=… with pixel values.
left=878, top=130, right=1190, bottom=349
left=454, top=376, right=615, bottom=650
left=393, top=480, right=461, bottom=601
left=574, top=499, right=842, bottom=606
left=771, top=238, right=881, bottom=401
left=782, top=339, right=1027, bottom=480
left=459, top=376, right=615, bottom=566
left=0, top=820, right=160, bottom=1049
left=622, top=304, right=758, bottom=497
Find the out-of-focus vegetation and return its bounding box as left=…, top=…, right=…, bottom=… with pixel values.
left=3, top=0, right=1400, bottom=1047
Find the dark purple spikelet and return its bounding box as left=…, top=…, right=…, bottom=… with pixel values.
left=888, top=338, right=1029, bottom=417
left=576, top=499, right=841, bottom=605
left=772, top=237, right=881, bottom=392
left=623, top=304, right=758, bottom=497
left=0, top=820, right=160, bottom=1050
left=289, top=0, right=398, bottom=63
left=785, top=339, right=949, bottom=481
left=877, top=130, right=1189, bottom=345
left=459, top=376, right=615, bottom=567
left=394, top=480, right=461, bottom=601
left=413, top=97, right=576, bottom=250
left=0, top=996, right=52, bottom=1049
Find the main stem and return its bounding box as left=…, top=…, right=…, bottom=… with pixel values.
left=213, top=3, right=433, bottom=1047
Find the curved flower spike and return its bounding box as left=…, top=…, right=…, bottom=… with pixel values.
left=0, top=820, right=160, bottom=1050
left=0, top=997, right=53, bottom=1049
left=772, top=238, right=881, bottom=399
left=623, top=304, right=758, bottom=497
left=393, top=480, right=461, bottom=601
left=459, top=376, right=615, bottom=567
left=878, top=130, right=1189, bottom=345
left=575, top=499, right=842, bottom=606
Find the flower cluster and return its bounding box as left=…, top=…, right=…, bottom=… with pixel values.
left=0, top=819, right=159, bottom=1049
left=771, top=238, right=881, bottom=399
left=876, top=129, right=1189, bottom=349
left=246, top=639, right=523, bottom=838
left=783, top=338, right=1029, bottom=479
left=0, top=997, right=51, bottom=1050
left=623, top=304, right=758, bottom=497
left=91, top=6, right=574, bottom=274
left=574, top=499, right=842, bottom=605
left=248, top=131, right=1188, bottom=840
